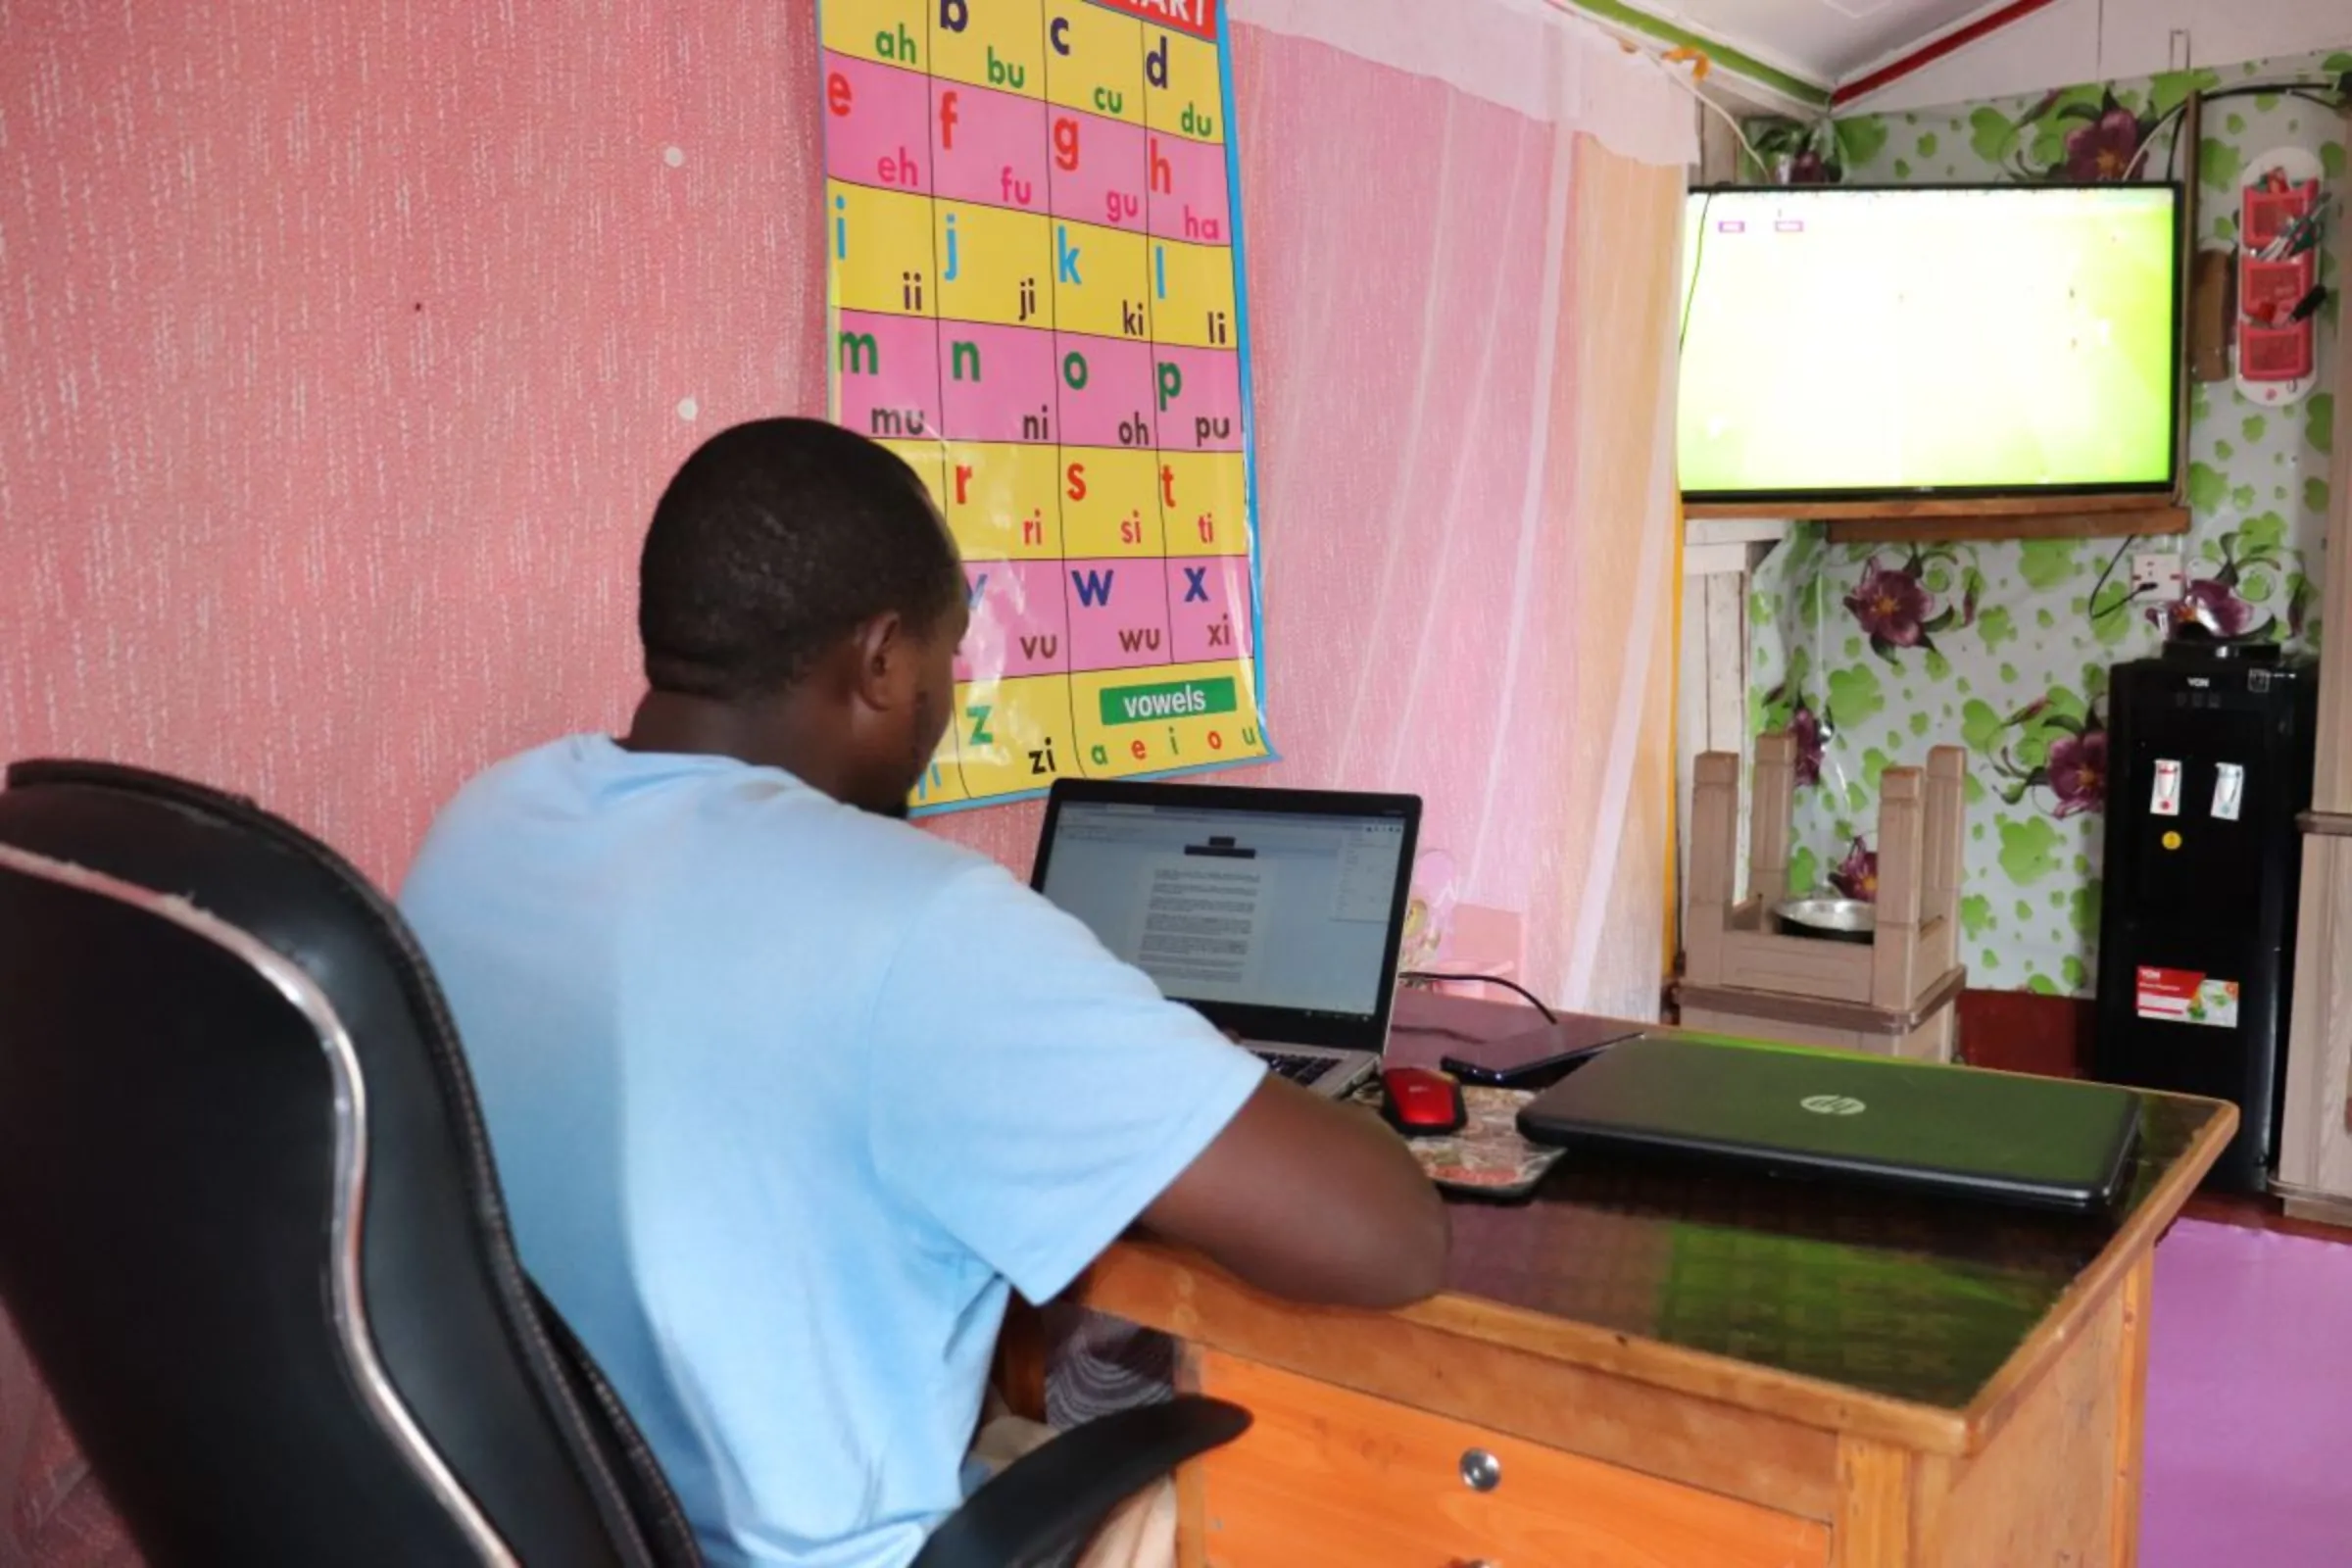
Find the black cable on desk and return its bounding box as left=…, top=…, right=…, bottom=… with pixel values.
left=1398, top=971, right=1558, bottom=1024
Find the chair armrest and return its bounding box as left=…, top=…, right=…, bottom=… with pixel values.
left=909, top=1396, right=1250, bottom=1568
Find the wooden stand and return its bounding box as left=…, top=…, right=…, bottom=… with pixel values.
left=1678, top=734, right=1967, bottom=1060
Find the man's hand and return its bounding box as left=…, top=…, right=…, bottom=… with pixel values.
left=1139, top=1075, right=1448, bottom=1310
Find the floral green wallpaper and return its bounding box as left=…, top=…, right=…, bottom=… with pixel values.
left=1747, top=50, right=2346, bottom=998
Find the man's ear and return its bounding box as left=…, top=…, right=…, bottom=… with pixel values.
left=848, top=611, right=912, bottom=712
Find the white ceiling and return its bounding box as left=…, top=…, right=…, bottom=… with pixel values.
left=1629, top=0, right=1998, bottom=88
left=1628, top=0, right=2352, bottom=107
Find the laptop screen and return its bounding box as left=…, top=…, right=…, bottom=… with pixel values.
left=1038, top=798, right=1410, bottom=1022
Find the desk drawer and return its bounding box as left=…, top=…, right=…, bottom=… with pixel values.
left=1192, top=1353, right=1829, bottom=1568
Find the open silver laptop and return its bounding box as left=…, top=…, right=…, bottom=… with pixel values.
left=1032, top=781, right=1423, bottom=1098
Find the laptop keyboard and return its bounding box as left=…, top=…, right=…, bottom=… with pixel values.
left=1258, top=1052, right=1334, bottom=1085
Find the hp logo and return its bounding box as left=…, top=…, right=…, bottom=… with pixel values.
left=1801, top=1095, right=1866, bottom=1116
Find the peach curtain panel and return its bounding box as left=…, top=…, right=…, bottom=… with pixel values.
left=1553, top=139, right=1686, bottom=1008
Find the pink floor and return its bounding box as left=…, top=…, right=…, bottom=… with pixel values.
left=2145, top=1219, right=2352, bottom=1565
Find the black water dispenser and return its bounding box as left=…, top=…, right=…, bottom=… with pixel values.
left=2092, top=641, right=2317, bottom=1193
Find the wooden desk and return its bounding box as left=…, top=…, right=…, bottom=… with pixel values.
left=1077, top=997, right=2234, bottom=1567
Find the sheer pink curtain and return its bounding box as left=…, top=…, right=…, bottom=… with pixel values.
left=941, top=11, right=1691, bottom=1013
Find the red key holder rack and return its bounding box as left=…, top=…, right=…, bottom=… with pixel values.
left=2238, top=170, right=2321, bottom=387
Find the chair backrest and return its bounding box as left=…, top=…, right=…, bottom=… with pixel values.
left=0, top=760, right=703, bottom=1567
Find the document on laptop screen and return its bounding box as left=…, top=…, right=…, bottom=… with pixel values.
left=1135, top=854, right=1266, bottom=994
left=1041, top=804, right=1405, bottom=1018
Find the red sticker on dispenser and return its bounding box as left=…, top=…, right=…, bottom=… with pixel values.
left=2135, top=967, right=2239, bottom=1028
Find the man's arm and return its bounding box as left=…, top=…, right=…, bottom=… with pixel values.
left=1138, top=1076, right=1448, bottom=1309
left=871, top=863, right=1447, bottom=1314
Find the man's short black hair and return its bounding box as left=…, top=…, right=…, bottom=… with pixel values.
left=638, top=418, right=961, bottom=700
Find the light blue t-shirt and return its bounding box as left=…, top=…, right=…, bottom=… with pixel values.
left=398, top=737, right=1263, bottom=1568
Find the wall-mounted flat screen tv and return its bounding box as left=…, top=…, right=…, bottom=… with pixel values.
left=1677, top=183, right=2182, bottom=505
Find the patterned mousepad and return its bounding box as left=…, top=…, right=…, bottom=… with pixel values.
left=1352, top=1082, right=1564, bottom=1202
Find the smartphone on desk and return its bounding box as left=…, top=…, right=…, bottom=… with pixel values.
left=1437, top=1019, right=1643, bottom=1091
left=1441, top=1044, right=1613, bottom=1091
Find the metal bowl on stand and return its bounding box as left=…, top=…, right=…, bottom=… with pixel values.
left=1772, top=898, right=1876, bottom=945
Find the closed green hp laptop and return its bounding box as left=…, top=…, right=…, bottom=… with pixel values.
left=1515, top=1035, right=2143, bottom=1212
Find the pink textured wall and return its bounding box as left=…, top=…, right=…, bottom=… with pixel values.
left=2, top=1, right=828, bottom=885
left=3, top=7, right=1676, bottom=1554
left=1, top=6, right=1661, bottom=978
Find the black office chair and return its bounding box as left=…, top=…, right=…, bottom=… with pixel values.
left=0, top=760, right=1247, bottom=1567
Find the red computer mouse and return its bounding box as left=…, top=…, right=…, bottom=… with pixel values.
left=1382, top=1067, right=1466, bottom=1138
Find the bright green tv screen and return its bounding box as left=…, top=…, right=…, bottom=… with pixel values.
left=1678, top=185, right=2180, bottom=502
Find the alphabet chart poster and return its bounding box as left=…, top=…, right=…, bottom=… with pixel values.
left=818, top=0, right=1272, bottom=812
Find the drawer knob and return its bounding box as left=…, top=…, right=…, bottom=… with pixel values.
left=1459, top=1447, right=1503, bottom=1493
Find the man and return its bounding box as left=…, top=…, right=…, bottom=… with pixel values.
left=399, top=418, right=1446, bottom=1568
